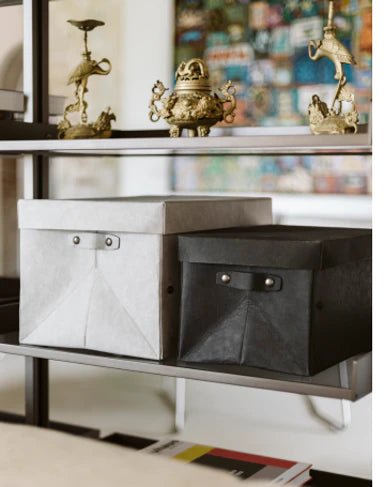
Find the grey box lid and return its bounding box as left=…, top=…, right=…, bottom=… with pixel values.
left=18, top=196, right=272, bottom=235
left=178, top=225, right=372, bottom=269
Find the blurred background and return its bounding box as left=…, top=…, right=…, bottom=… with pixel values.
left=0, top=0, right=372, bottom=479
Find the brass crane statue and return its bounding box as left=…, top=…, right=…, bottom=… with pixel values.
left=58, top=19, right=116, bottom=139
left=307, top=1, right=358, bottom=135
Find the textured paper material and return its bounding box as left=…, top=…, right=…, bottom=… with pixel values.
left=0, top=423, right=250, bottom=487
left=19, top=196, right=272, bottom=359
left=18, top=196, right=272, bottom=234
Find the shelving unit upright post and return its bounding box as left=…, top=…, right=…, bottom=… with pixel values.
left=22, top=0, right=50, bottom=428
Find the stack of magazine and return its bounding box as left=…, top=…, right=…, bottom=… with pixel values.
left=142, top=439, right=311, bottom=485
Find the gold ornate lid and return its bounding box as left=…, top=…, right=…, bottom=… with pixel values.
left=175, top=58, right=211, bottom=93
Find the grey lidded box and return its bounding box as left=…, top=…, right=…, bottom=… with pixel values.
left=18, top=196, right=272, bottom=360
left=178, top=225, right=372, bottom=376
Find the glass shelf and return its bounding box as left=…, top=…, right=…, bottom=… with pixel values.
left=0, top=124, right=372, bottom=157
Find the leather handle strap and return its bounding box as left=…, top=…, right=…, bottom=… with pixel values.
left=69, top=232, right=120, bottom=251
left=216, top=271, right=282, bottom=292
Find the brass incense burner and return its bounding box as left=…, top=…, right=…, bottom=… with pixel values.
left=149, top=58, right=236, bottom=137
left=308, top=1, right=358, bottom=135
left=58, top=19, right=116, bottom=139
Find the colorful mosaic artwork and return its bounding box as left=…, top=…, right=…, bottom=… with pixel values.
left=174, top=0, right=372, bottom=126
left=173, top=154, right=371, bottom=194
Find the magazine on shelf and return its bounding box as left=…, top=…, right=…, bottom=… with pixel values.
left=0, top=89, right=24, bottom=113
left=0, top=89, right=65, bottom=115
left=142, top=439, right=311, bottom=485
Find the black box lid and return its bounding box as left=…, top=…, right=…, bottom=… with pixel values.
left=178, top=225, right=372, bottom=270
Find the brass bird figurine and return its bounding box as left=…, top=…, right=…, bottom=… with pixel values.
left=308, top=2, right=356, bottom=80
left=67, top=57, right=112, bottom=87
left=58, top=19, right=115, bottom=139
left=66, top=20, right=111, bottom=124
left=307, top=1, right=359, bottom=134
left=308, top=1, right=356, bottom=106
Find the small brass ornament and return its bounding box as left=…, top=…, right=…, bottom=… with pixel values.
left=58, top=19, right=116, bottom=139
left=308, top=1, right=358, bottom=135
left=149, top=58, right=236, bottom=137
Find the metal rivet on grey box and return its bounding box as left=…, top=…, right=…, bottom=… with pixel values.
left=18, top=196, right=272, bottom=359
left=178, top=225, right=372, bottom=376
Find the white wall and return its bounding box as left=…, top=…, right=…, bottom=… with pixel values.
left=0, top=5, right=22, bottom=90
left=117, top=0, right=174, bottom=195
left=0, top=5, right=23, bottom=276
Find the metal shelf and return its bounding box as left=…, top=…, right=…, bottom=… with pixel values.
left=0, top=131, right=372, bottom=157
left=0, top=332, right=371, bottom=401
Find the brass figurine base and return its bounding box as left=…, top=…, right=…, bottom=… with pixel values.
left=58, top=107, right=115, bottom=140
left=58, top=19, right=115, bottom=140
left=149, top=59, right=236, bottom=137
left=308, top=89, right=358, bottom=135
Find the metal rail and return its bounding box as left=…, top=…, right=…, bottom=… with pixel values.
left=0, top=132, right=372, bottom=156
left=0, top=333, right=372, bottom=401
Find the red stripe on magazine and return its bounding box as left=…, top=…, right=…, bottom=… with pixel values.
left=208, top=448, right=296, bottom=469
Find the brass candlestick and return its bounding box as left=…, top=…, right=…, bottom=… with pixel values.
left=308, top=1, right=358, bottom=134
left=58, top=19, right=116, bottom=139
left=149, top=58, right=236, bottom=137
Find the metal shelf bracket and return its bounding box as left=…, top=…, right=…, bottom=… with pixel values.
left=304, top=361, right=352, bottom=431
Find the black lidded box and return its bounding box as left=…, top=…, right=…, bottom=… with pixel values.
left=178, top=225, right=372, bottom=376
left=0, top=278, right=20, bottom=334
